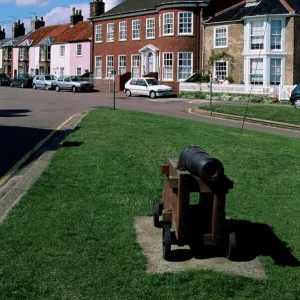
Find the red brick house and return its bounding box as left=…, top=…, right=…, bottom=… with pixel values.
left=89, top=0, right=213, bottom=92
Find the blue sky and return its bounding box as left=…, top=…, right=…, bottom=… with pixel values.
left=0, top=0, right=124, bottom=37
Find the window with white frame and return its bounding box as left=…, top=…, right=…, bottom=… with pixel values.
left=95, top=56, right=102, bottom=78
left=163, top=53, right=173, bottom=80
left=60, top=45, right=65, bottom=57
left=214, top=61, right=227, bottom=80
left=132, top=20, right=140, bottom=40
left=76, top=44, right=82, bottom=56
left=214, top=27, right=227, bottom=48
left=76, top=66, right=82, bottom=76
left=119, top=21, right=127, bottom=41
left=95, top=24, right=102, bottom=42
left=250, top=58, right=263, bottom=84
left=250, top=21, right=264, bottom=50
left=270, top=58, right=281, bottom=85
left=271, top=20, right=282, bottom=50
left=146, top=18, right=155, bottom=39
left=178, top=52, right=192, bottom=80
left=19, top=48, right=24, bottom=60
left=118, top=55, right=126, bottom=75
left=163, top=13, right=174, bottom=35
left=131, top=54, right=140, bottom=78
left=178, top=12, right=193, bottom=35
left=106, top=55, right=114, bottom=78
left=107, top=23, right=114, bottom=42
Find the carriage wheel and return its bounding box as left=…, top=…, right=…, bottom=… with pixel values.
left=162, top=225, right=172, bottom=260
left=227, top=231, right=237, bottom=260
left=153, top=199, right=161, bottom=227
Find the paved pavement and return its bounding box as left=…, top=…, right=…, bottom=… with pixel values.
left=0, top=86, right=300, bottom=185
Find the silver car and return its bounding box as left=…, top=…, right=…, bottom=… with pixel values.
left=33, top=75, right=57, bottom=90
left=54, top=75, right=94, bottom=93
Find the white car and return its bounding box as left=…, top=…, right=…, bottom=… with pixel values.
left=124, top=77, right=173, bottom=99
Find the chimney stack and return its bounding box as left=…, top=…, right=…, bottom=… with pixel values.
left=31, top=16, right=45, bottom=31
left=0, top=25, right=5, bottom=40
left=90, top=0, right=105, bottom=18
left=12, top=20, right=25, bottom=38
left=70, top=7, right=84, bottom=25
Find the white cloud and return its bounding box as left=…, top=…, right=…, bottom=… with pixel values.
left=3, top=0, right=124, bottom=38
left=15, top=0, right=49, bottom=7
left=43, top=0, right=123, bottom=25
left=0, top=0, right=11, bottom=3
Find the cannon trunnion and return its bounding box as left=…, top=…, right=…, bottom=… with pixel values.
left=154, top=145, right=235, bottom=261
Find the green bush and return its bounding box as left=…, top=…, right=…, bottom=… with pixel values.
left=178, top=91, right=273, bottom=103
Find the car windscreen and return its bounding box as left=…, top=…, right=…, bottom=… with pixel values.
left=145, top=78, right=162, bottom=85
left=70, top=76, right=84, bottom=81
left=44, top=75, right=55, bottom=80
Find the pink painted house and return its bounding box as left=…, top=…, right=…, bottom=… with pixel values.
left=50, top=12, right=92, bottom=76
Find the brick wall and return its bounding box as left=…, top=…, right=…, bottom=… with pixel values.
left=204, top=22, right=244, bottom=83
left=92, top=7, right=203, bottom=93
left=285, top=17, right=294, bottom=85
left=293, top=16, right=300, bottom=84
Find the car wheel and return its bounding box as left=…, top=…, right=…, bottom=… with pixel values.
left=10, top=82, right=13, bottom=87
left=125, top=89, right=131, bottom=97
left=33, top=84, right=37, bottom=90
left=150, top=91, right=156, bottom=99
left=55, top=85, right=60, bottom=92
left=21, top=82, right=24, bottom=88
left=72, top=86, right=77, bottom=93
left=45, top=84, right=49, bottom=90
left=294, top=99, right=300, bottom=108
left=0, top=80, right=2, bottom=86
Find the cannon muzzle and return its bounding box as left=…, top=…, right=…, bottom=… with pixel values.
left=179, top=145, right=225, bottom=184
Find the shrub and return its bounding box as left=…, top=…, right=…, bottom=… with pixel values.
left=178, top=91, right=271, bottom=103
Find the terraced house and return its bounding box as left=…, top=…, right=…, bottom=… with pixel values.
left=11, top=8, right=91, bottom=78
left=203, top=0, right=300, bottom=86
left=0, top=21, right=27, bottom=78
left=90, top=0, right=216, bottom=92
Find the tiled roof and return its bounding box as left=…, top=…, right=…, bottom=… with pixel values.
left=53, top=21, right=92, bottom=43
left=1, top=36, right=25, bottom=47
left=101, top=0, right=210, bottom=17
left=206, top=0, right=299, bottom=23
left=16, top=25, right=69, bottom=47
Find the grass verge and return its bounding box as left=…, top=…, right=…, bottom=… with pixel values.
left=200, top=104, right=300, bottom=125
left=0, top=109, right=300, bottom=299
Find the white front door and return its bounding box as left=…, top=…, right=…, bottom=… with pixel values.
left=148, top=52, right=153, bottom=73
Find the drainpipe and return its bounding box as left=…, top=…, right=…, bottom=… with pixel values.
left=90, top=21, right=94, bottom=76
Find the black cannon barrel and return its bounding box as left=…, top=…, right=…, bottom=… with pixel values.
left=179, top=145, right=224, bottom=183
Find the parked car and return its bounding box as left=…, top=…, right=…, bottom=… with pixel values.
left=33, top=75, right=57, bottom=90
left=81, top=72, right=94, bottom=83
left=54, top=75, right=94, bottom=92
left=0, top=73, right=11, bottom=86
left=124, top=77, right=173, bottom=98
left=10, top=74, right=33, bottom=88
left=290, top=83, right=300, bottom=108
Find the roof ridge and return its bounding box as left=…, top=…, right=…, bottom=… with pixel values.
left=215, top=0, right=246, bottom=17
left=279, top=0, right=295, bottom=13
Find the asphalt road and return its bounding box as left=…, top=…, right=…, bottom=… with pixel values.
left=0, top=86, right=299, bottom=181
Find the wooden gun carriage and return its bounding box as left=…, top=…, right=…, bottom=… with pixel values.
left=153, top=145, right=236, bottom=260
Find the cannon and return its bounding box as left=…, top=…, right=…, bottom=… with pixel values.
left=153, top=145, right=236, bottom=260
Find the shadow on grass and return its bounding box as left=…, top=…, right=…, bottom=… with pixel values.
left=162, top=219, right=300, bottom=266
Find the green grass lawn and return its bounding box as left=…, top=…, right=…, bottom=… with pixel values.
left=200, top=104, right=300, bottom=125
left=0, top=109, right=300, bottom=299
